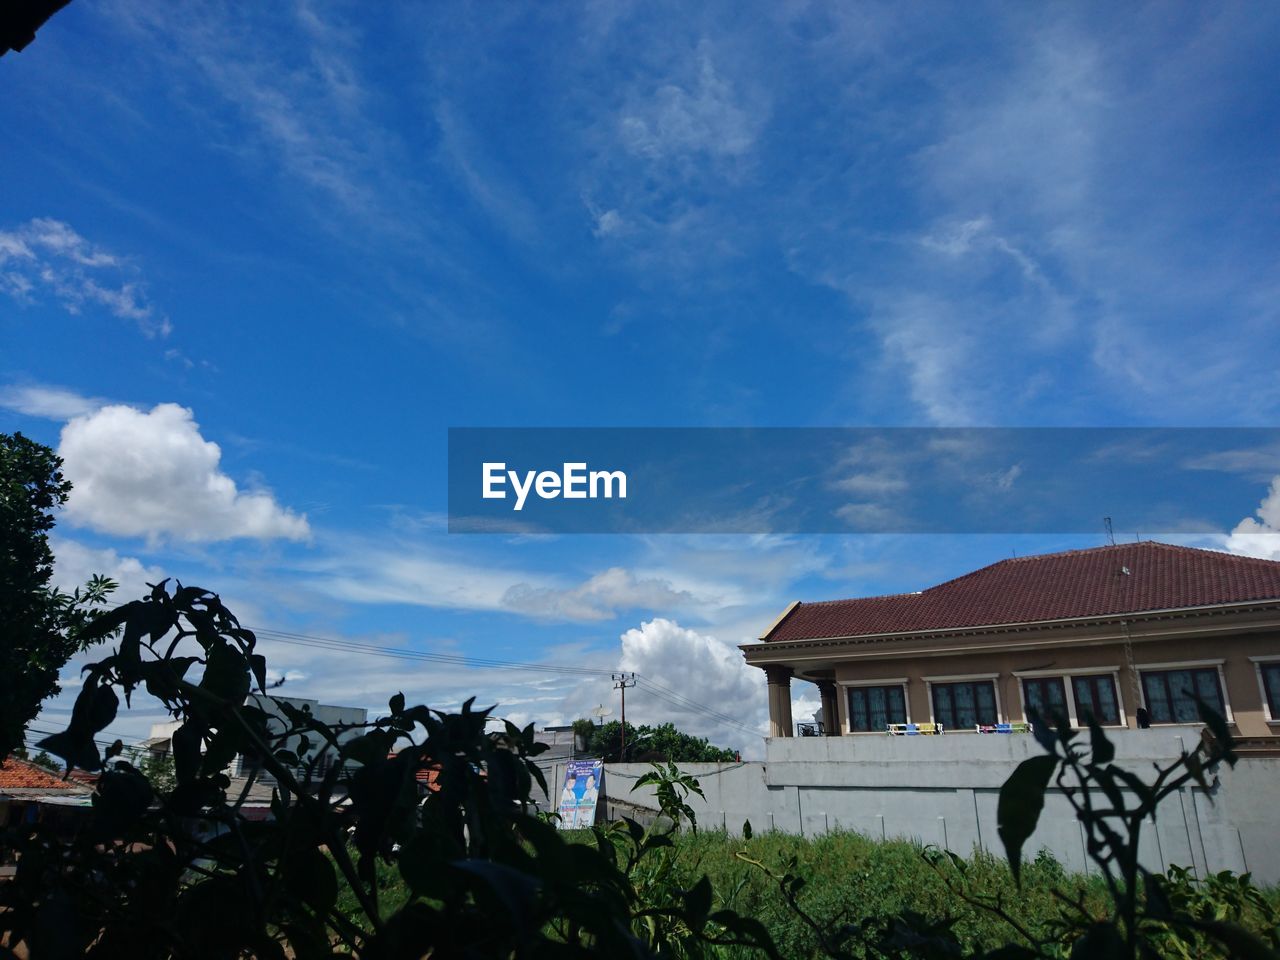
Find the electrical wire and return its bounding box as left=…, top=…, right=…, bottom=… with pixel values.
left=86, top=605, right=770, bottom=741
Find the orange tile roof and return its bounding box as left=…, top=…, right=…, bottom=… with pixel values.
left=765, top=542, right=1280, bottom=642
left=0, top=757, right=81, bottom=791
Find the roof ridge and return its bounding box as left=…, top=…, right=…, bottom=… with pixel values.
left=797, top=591, right=923, bottom=608
left=765, top=539, right=1280, bottom=643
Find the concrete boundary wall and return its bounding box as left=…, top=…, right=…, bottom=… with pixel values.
left=533, top=730, right=1280, bottom=885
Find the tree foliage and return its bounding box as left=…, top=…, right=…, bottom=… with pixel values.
left=0, top=431, right=115, bottom=761
left=589, top=721, right=737, bottom=763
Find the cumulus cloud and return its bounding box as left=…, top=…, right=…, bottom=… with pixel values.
left=58, top=403, right=310, bottom=543
left=0, top=218, right=168, bottom=336
left=50, top=537, right=166, bottom=599
left=616, top=618, right=766, bottom=750
left=502, top=567, right=701, bottom=622
left=1224, top=476, right=1280, bottom=560
left=0, top=383, right=104, bottom=420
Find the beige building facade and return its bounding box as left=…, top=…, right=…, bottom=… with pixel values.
left=744, top=543, right=1280, bottom=750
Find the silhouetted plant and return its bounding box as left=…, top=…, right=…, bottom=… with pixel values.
left=907, top=707, right=1280, bottom=959
left=634, top=761, right=706, bottom=833
left=1, top=581, right=778, bottom=958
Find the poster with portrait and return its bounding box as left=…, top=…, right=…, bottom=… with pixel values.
left=556, top=759, right=604, bottom=829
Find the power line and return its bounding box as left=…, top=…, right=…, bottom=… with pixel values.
left=246, top=627, right=765, bottom=737
left=89, top=607, right=768, bottom=740
left=251, top=626, right=614, bottom=678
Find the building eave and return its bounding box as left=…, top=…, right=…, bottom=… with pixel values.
left=741, top=598, right=1280, bottom=666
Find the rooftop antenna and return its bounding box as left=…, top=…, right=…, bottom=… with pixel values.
left=1104, top=517, right=1115, bottom=546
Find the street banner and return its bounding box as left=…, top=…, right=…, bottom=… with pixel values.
left=556, top=759, right=603, bottom=829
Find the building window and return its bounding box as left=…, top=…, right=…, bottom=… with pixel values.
left=1259, top=662, right=1280, bottom=719
left=847, top=684, right=907, bottom=732
left=1021, top=676, right=1068, bottom=724
left=931, top=681, right=998, bottom=729
left=1140, top=668, right=1224, bottom=724
left=1072, top=674, right=1121, bottom=726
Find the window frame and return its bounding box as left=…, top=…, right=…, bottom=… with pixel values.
left=1019, top=675, right=1070, bottom=726
left=1250, top=657, right=1280, bottom=724
left=1137, top=659, right=1232, bottom=726
left=838, top=678, right=910, bottom=734
left=1013, top=666, right=1127, bottom=728
left=924, top=673, right=1001, bottom=731
left=1071, top=673, right=1123, bottom=727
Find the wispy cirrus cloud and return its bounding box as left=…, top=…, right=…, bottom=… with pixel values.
left=0, top=218, right=168, bottom=336
left=102, top=1, right=418, bottom=240
left=502, top=566, right=702, bottom=622
left=0, top=383, right=105, bottom=420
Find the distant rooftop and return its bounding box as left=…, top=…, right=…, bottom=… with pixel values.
left=765, top=542, right=1280, bottom=642
left=0, top=757, right=87, bottom=793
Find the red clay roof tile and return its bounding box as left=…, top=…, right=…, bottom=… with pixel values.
left=765, top=542, right=1280, bottom=642
left=0, top=757, right=79, bottom=791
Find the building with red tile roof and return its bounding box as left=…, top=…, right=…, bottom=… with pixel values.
left=744, top=542, right=1280, bottom=742
left=0, top=757, right=86, bottom=794
left=0, top=757, right=92, bottom=830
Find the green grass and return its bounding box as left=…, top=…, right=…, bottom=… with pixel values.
left=578, top=828, right=1110, bottom=958
left=337, top=829, right=1107, bottom=956
left=335, top=829, right=1278, bottom=958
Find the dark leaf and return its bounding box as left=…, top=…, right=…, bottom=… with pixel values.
left=1195, top=695, right=1238, bottom=766
left=1109, top=765, right=1156, bottom=811
left=1070, top=921, right=1126, bottom=959
left=93, top=767, right=153, bottom=833
left=75, top=601, right=138, bottom=642
left=1194, top=920, right=1280, bottom=960
left=36, top=729, right=99, bottom=772
left=285, top=845, right=338, bottom=911
left=249, top=653, right=267, bottom=693
left=172, top=720, right=203, bottom=785
left=684, top=874, right=713, bottom=926
left=1026, top=706, right=1058, bottom=756
left=453, top=859, right=541, bottom=936
left=200, top=642, right=250, bottom=703
left=997, top=754, right=1058, bottom=884
left=1088, top=714, right=1115, bottom=765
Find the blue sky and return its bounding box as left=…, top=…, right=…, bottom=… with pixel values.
left=3, top=1, right=1279, bottom=755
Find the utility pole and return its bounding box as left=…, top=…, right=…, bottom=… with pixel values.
left=611, top=673, right=636, bottom=760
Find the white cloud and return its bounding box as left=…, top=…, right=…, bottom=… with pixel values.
left=107, top=4, right=413, bottom=240
left=1224, top=476, right=1280, bottom=560
left=308, top=549, right=709, bottom=624
left=0, top=218, right=167, bottom=336
left=871, top=294, right=979, bottom=426
left=502, top=567, right=700, bottom=622
left=619, top=48, right=761, bottom=161
left=0, top=383, right=104, bottom=420
left=616, top=618, right=766, bottom=750
left=303, top=543, right=555, bottom=613
left=58, top=403, right=310, bottom=543
left=49, top=537, right=166, bottom=600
